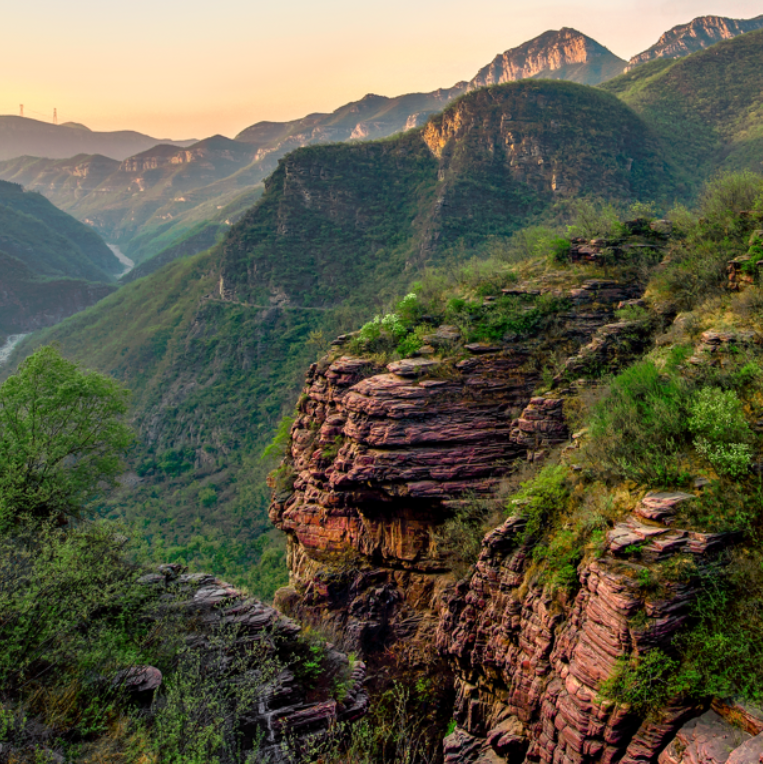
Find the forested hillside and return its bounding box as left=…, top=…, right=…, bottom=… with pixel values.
left=0, top=181, right=119, bottom=335
left=602, top=28, right=763, bottom=190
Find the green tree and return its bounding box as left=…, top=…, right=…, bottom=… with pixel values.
left=0, top=346, right=134, bottom=528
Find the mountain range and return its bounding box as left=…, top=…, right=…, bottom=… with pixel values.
left=3, top=14, right=761, bottom=279
left=9, top=26, right=763, bottom=596
left=0, top=116, right=196, bottom=161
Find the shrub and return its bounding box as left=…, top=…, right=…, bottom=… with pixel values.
left=199, top=486, right=218, bottom=508
left=509, top=464, right=570, bottom=543
left=436, top=494, right=492, bottom=576
left=688, top=387, right=753, bottom=477
left=143, top=627, right=279, bottom=764
left=549, top=237, right=572, bottom=263
left=587, top=360, right=691, bottom=485
left=499, top=226, right=560, bottom=263
left=699, top=171, right=763, bottom=238
left=673, top=554, right=763, bottom=704
left=262, top=414, right=296, bottom=460
left=566, top=199, right=623, bottom=241
left=599, top=649, right=682, bottom=715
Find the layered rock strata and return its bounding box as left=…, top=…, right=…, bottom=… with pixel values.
left=435, top=491, right=740, bottom=764
left=270, top=278, right=647, bottom=663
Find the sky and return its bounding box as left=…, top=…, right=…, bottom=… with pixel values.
left=2, top=0, right=761, bottom=139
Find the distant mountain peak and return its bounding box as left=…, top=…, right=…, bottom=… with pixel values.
left=627, top=14, right=763, bottom=70
left=468, top=27, right=626, bottom=90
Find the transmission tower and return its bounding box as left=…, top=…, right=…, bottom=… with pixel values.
left=20, top=104, right=24, bottom=118
left=53, top=108, right=57, bottom=124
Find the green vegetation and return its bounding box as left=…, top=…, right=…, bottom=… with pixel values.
left=0, top=347, right=133, bottom=528
left=511, top=465, right=570, bottom=543
left=0, top=181, right=121, bottom=335
left=601, top=29, right=763, bottom=191
left=7, top=79, right=677, bottom=601
left=0, top=180, right=119, bottom=280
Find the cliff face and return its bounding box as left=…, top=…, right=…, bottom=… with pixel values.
left=468, top=29, right=626, bottom=89
left=269, top=225, right=763, bottom=763
left=269, top=269, right=645, bottom=662
left=436, top=494, right=739, bottom=764
left=627, top=15, right=763, bottom=71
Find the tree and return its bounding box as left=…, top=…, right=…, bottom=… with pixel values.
left=0, top=345, right=134, bottom=527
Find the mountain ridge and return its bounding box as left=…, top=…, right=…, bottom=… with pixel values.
left=0, top=115, right=196, bottom=161
left=627, top=14, right=763, bottom=71
left=468, top=27, right=626, bottom=89
left=5, top=77, right=679, bottom=596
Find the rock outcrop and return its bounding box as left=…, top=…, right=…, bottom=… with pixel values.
left=435, top=490, right=744, bottom=764
left=269, top=275, right=649, bottom=668
left=627, top=15, right=763, bottom=71
left=140, top=568, right=368, bottom=762
left=469, top=28, right=626, bottom=89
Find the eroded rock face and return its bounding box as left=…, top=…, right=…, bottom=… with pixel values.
left=435, top=489, right=746, bottom=764
left=627, top=15, right=763, bottom=71
left=269, top=278, right=648, bottom=665
left=468, top=28, right=626, bottom=89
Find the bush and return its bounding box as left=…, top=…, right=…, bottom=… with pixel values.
left=566, top=199, right=623, bottom=241
left=509, top=464, right=570, bottom=543
left=688, top=387, right=753, bottom=477
left=0, top=519, right=181, bottom=739
left=699, top=171, right=763, bottom=239
left=143, top=627, right=278, bottom=764
left=436, top=494, right=492, bottom=576
left=599, top=649, right=682, bottom=715
left=588, top=360, right=690, bottom=485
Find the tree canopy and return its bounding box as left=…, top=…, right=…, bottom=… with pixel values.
left=0, top=345, right=134, bottom=527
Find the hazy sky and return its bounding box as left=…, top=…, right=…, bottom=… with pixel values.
left=2, top=0, right=761, bottom=139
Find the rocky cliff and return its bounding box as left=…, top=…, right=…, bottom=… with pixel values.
left=269, top=241, right=651, bottom=671
left=468, top=29, right=626, bottom=90
left=436, top=492, right=744, bottom=764
left=269, top=209, right=763, bottom=764
left=627, top=15, right=763, bottom=71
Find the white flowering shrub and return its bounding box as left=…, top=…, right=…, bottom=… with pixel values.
left=688, top=387, right=753, bottom=477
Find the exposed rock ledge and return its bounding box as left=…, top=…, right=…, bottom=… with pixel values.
left=437, top=491, right=752, bottom=764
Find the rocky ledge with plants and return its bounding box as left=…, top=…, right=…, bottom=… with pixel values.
left=268, top=173, right=763, bottom=764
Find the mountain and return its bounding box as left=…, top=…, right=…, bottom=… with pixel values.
left=9, top=29, right=763, bottom=594
left=5, top=79, right=675, bottom=597
left=0, top=28, right=627, bottom=269
left=468, top=27, right=626, bottom=89
left=236, top=85, right=468, bottom=147
left=0, top=180, right=119, bottom=335
left=627, top=14, right=763, bottom=71
left=0, top=140, right=265, bottom=266
left=0, top=115, right=196, bottom=161
left=602, top=27, right=763, bottom=190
